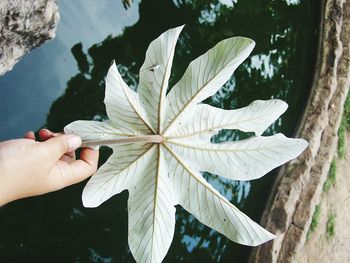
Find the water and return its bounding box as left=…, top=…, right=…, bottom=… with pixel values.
left=0, top=0, right=319, bottom=262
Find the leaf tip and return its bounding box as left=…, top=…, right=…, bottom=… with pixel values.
left=276, top=99, right=289, bottom=112
left=251, top=228, right=276, bottom=247
left=63, top=121, right=78, bottom=134
left=63, top=125, right=70, bottom=134
left=244, top=37, right=256, bottom=51
left=298, top=138, right=309, bottom=151
left=82, top=198, right=99, bottom=208
left=82, top=185, right=101, bottom=208
left=177, top=24, right=185, bottom=30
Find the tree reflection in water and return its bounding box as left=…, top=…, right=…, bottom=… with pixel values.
left=0, top=0, right=318, bottom=262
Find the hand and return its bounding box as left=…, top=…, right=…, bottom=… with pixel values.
left=0, top=129, right=99, bottom=206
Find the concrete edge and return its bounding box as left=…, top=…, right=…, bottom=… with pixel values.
left=249, top=0, right=350, bottom=262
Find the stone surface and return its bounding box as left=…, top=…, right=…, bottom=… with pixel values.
left=295, top=132, right=350, bottom=263
left=249, top=0, right=350, bottom=262
left=0, top=0, right=59, bottom=76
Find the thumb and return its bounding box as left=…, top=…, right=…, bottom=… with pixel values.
left=38, top=134, right=82, bottom=161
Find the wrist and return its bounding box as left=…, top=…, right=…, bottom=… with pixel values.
left=0, top=189, right=9, bottom=206
left=0, top=173, right=5, bottom=206
left=0, top=197, right=6, bottom=206
left=0, top=184, right=10, bottom=206
left=0, top=166, right=11, bottom=206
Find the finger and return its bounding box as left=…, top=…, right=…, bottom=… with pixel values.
left=39, top=129, right=61, bottom=141
left=79, top=147, right=99, bottom=168
left=37, top=134, right=82, bottom=162
left=39, top=129, right=53, bottom=140
left=65, top=150, right=75, bottom=159
left=24, top=131, right=35, bottom=140
left=60, top=151, right=76, bottom=164
left=51, top=148, right=99, bottom=188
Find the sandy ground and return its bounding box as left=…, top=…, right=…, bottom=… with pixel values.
left=296, top=132, right=350, bottom=263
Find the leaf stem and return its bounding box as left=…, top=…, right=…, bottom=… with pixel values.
left=81, top=135, right=163, bottom=147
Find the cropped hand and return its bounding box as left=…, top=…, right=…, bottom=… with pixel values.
left=0, top=129, right=99, bottom=206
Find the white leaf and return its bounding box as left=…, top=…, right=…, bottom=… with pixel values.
left=64, top=120, right=126, bottom=141
left=64, top=26, right=309, bottom=263
left=128, top=146, right=175, bottom=263
left=105, top=61, right=154, bottom=135
left=82, top=143, right=152, bottom=207
left=164, top=145, right=275, bottom=246
left=163, top=37, right=255, bottom=134
left=138, top=25, right=184, bottom=133
left=166, top=99, right=288, bottom=140
left=167, top=133, right=307, bottom=181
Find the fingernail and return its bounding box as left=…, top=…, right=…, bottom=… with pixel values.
left=67, top=135, right=82, bottom=151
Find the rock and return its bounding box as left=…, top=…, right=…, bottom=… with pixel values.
left=249, top=0, right=350, bottom=262
left=0, top=0, right=59, bottom=76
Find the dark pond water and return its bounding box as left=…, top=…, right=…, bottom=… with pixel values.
left=0, top=0, right=319, bottom=262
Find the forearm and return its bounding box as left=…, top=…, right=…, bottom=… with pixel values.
left=0, top=163, right=8, bottom=206
left=0, top=172, right=12, bottom=206
left=0, top=192, right=8, bottom=206
left=0, top=179, right=10, bottom=206
left=0, top=151, right=14, bottom=206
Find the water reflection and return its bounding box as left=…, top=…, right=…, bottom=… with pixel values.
left=0, top=0, right=140, bottom=140
left=0, top=0, right=318, bottom=262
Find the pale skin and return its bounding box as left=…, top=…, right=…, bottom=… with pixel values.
left=0, top=129, right=99, bottom=206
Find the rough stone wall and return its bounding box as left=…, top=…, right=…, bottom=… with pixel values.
left=249, top=0, right=350, bottom=262
left=0, top=0, right=59, bottom=76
